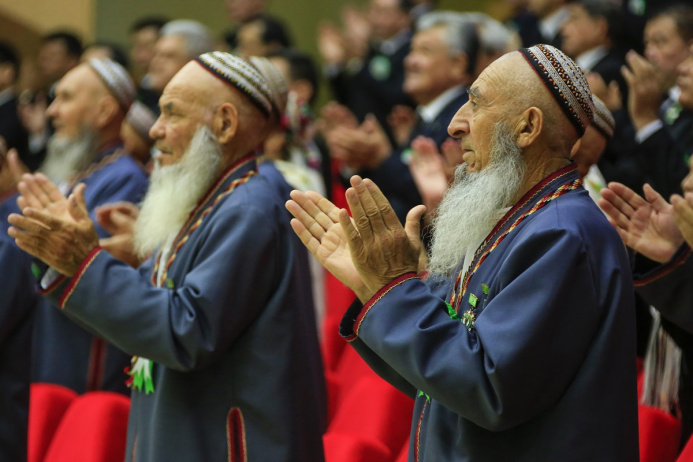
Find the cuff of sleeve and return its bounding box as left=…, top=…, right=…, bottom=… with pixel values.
left=340, top=272, right=419, bottom=342
left=38, top=269, right=66, bottom=296
left=58, top=247, right=104, bottom=309
left=635, top=120, right=663, bottom=144
left=633, top=244, right=691, bottom=287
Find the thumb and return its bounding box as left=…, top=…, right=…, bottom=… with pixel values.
left=404, top=205, right=426, bottom=244
left=111, top=209, right=135, bottom=233
left=68, top=183, right=89, bottom=221
left=643, top=183, right=669, bottom=211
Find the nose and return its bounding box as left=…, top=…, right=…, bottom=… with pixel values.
left=447, top=101, right=471, bottom=138
left=45, top=99, right=57, bottom=119
left=149, top=115, right=164, bottom=140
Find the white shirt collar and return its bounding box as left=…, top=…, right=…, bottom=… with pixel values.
left=0, top=87, right=15, bottom=107
left=378, top=29, right=411, bottom=56
left=539, top=7, right=570, bottom=42
left=418, top=86, right=466, bottom=123
left=575, top=46, right=609, bottom=72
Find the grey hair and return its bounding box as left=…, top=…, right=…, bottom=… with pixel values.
left=416, top=11, right=479, bottom=59
left=160, top=20, right=214, bottom=59
left=465, top=13, right=514, bottom=55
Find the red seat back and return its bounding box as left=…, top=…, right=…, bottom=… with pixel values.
left=28, top=383, right=78, bottom=462
left=43, top=391, right=130, bottom=462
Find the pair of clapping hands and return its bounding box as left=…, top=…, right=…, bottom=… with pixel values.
left=7, top=174, right=141, bottom=276
left=600, top=161, right=693, bottom=263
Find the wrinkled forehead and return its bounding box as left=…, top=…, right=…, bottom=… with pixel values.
left=470, top=52, right=527, bottom=94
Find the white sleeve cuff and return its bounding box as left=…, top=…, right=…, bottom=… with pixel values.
left=40, top=267, right=62, bottom=289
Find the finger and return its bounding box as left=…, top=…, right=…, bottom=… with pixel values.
left=642, top=183, right=670, bottom=212
left=288, top=190, right=339, bottom=234
left=7, top=212, right=52, bottom=234
left=621, top=65, right=634, bottom=87
left=345, top=182, right=375, bottom=245
left=363, top=178, right=401, bottom=230
left=17, top=175, right=51, bottom=209
left=34, top=173, right=65, bottom=204
left=673, top=196, right=693, bottom=224
left=305, top=190, right=343, bottom=223
left=289, top=217, right=322, bottom=257
left=598, top=190, right=637, bottom=230
left=68, top=183, right=89, bottom=221
left=338, top=207, right=366, bottom=261
left=405, top=205, right=426, bottom=244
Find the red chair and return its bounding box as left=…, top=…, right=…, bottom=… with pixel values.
left=28, top=383, right=78, bottom=462
left=638, top=405, right=681, bottom=462
left=395, top=440, right=409, bottom=462
left=324, top=432, right=392, bottom=462
left=43, top=391, right=130, bottom=462
left=328, top=375, right=414, bottom=457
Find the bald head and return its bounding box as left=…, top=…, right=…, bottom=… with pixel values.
left=46, top=63, right=125, bottom=140
left=150, top=61, right=269, bottom=167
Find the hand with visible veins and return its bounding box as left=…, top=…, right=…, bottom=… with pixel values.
left=8, top=179, right=99, bottom=277
left=599, top=182, right=683, bottom=262
left=339, top=176, right=426, bottom=301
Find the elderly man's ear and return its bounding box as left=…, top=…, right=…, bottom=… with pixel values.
left=515, top=107, right=544, bottom=148
left=213, top=103, right=239, bottom=144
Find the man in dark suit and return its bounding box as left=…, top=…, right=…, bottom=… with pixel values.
left=0, top=43, right=29, bottom=169
left=322, top=11, right=479, bottom=223
left=319, top=0, right=416, bottom=144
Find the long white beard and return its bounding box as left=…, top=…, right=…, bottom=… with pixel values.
left=427, top=122, right=526, bottom=278
left=133, top=125, right=222, bottom=258
left=39, top=130, right=98, bottom=185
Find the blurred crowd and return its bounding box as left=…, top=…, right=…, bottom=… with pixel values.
left=2, top=0, right=693, bottom=459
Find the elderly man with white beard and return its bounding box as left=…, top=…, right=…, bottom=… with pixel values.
left=8, top=52, right=325, bottom=461
left=287, top=44, right=638, bottom=461
left=31, top=58, right=149, bottom=396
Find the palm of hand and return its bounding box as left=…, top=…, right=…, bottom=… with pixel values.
left=314, top=218, right=364, bottom=291
left=629, top=201, right=682, bottom=262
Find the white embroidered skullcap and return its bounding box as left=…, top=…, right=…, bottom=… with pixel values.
left=126, top=101, right=157, bottom=140
left=591, top=95, right=615, bottom=139
left=248, top=56, right=288, bottom=119
left=518, top=44, right=595, bottom=136
left=87, top=58, right=136, bottom=112
left=194, top=51, right=273, bottom=117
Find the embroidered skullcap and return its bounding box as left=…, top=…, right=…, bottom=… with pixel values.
left=87, top=58, right=136, bottom=112
left=126, top=101, right=157, bottom=140
left=590, top=95, right=615, bottom=139
left=248, top=56, right=288, bottom=119
left=518, top=44, right=594, bottom=136
left=194, top=51, right=273, bottom=117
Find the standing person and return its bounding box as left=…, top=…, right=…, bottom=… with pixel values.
left=288, top=44, right=638, bottom=461
left=9, top=52, right=325, bottom=461
left=31, top=58, right=149, bottom=395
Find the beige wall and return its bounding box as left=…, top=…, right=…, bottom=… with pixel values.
left=0, top=0, right=94, bottom=40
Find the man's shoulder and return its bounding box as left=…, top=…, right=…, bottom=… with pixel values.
left=521, top=189, right=620, bottom=245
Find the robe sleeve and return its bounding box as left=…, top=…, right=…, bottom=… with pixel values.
left=43, top=201, right=283, bottom=372
left=634, top=245, right=693, bottom=333
left=343, top=226, right=614, bottom=431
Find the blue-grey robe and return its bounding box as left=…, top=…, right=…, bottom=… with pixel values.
left=340, top=165, right=639, bottom=461
left=32, top=144, right=149, bottom=394
left=42, top=155, right=326, bottom=461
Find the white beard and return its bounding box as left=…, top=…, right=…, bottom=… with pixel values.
left=427, top=122, right=526, bottom=278
left=133, top=125, right=222, bottom=258
left=39, top=130, right=98, bottom=185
